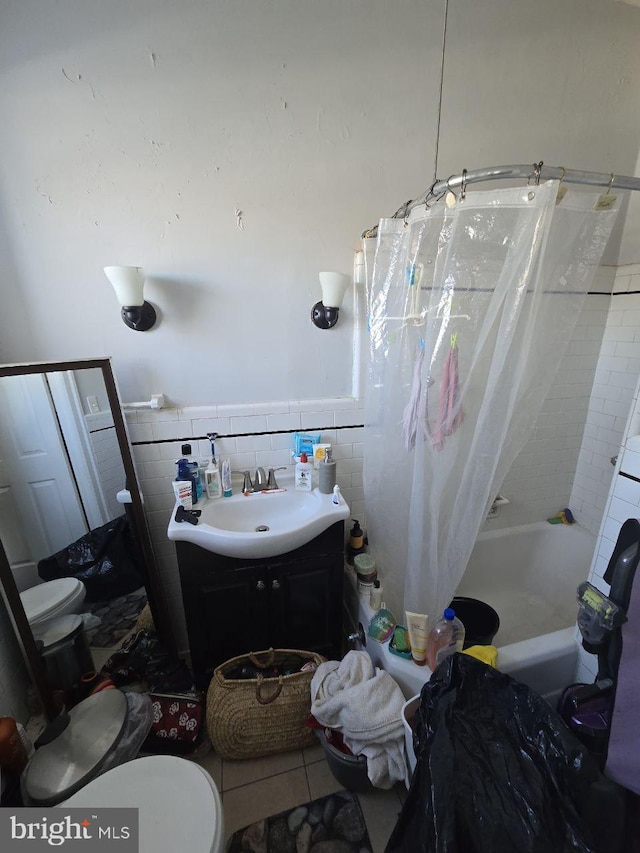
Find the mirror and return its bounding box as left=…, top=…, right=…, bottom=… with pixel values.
left=0, top=358, right=171, bottom=719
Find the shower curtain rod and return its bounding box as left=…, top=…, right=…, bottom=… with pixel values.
left=363, top=163, right=640, bottom=237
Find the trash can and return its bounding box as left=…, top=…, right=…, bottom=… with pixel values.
left=35, top=614, right=94, bottom=694
left=315, top=729, right=373, bottom=793
left=450, top=596, right=500, bottom=648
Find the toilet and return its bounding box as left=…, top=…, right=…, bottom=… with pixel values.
left=19, top=577, right=86, bottom=630
left=61, top=755, right=224, bottom=853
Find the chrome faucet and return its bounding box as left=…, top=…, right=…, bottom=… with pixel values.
left=240, top=466, right=287, bottom=493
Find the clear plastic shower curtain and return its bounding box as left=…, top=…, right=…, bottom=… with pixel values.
left=363, top=181, right=620, bottom=626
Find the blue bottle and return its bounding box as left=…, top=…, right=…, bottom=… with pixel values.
left=181, top=443, right=203, bottom=500
left=176, top=458, right=198, bottom=505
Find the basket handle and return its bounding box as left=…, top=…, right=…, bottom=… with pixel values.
left=255, top=674, right=283, bottom=705
left=249, top=648, right=275, bottom=669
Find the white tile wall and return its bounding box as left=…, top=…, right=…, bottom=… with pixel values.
left=86, top=411, right=127, bottom=521
left=484, top=272, right=615, bottom=531
left=129, top=399, right=365, bottom=653
left=571, top=265, right=640, bottom=535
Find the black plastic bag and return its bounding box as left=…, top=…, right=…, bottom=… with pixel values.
left=386, top=655, right=625, bottom=853
left=38, top=515, right=145, bottom=602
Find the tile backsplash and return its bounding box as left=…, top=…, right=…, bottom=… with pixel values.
left=128, top=397, right=365, bottom=653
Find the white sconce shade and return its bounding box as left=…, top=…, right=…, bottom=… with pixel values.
left=104, top=265, right=157, bottom=331
left=104, top=266, right=146, bottom=306
left=319, top=272, right=350, bottom=308
left=312, top=272, right=351, bottom=329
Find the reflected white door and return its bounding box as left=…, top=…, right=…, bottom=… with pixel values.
left=0, top=374, right=88, bottom=587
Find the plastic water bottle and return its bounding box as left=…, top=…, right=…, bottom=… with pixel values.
left=426, top=608, right=465, bottom=670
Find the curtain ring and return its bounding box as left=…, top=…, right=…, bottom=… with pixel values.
left=460, top=168, right=468, bottom=201
left=558, top=167, right=566, bottom=184
left=534, top=161, right=543, bottom=185
left=529, top=161, right=543, bottom=186
left=606, top=173, right=615, bottom=195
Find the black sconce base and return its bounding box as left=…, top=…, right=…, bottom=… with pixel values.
left=122, top=301, right=157, bottom=332
left=311, top=301, right=339, bottom=329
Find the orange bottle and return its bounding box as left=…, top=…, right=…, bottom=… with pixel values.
left=0, top=717, right=28, bottom=774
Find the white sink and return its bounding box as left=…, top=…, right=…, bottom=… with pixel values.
left=167, top=475, right=350, bottom=558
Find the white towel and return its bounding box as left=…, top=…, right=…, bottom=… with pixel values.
left=311, top=650, right=408, bottom=789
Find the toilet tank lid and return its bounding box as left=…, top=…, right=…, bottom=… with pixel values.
left=20, top=577, right=83, bottom=620
left=61, top=756, right=223, bottom=851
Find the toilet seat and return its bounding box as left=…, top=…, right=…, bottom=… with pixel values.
left=20, top=578, right=86, bottom=626
left=61, top=755, right=224, bottom=853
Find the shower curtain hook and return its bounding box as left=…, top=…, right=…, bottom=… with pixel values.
left=460, top=168, right=468, bottom=201
left=606, top=173, right=616, bottom=195
left=529, top=161, right=543, bottom=186
left=558, top=167, right=566, bottom=184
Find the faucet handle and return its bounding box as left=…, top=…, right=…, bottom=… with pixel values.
left=267, top=466, right=287, bottom=489
left=240, top=470, right=254, bottom=494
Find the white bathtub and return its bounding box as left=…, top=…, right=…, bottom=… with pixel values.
left=350, top=521, right=596, bottom=705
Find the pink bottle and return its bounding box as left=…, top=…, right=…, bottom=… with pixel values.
left=427, top=608, right=465, bottom=670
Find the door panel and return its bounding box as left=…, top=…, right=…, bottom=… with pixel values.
left=0, top=374, right=87, bottom=565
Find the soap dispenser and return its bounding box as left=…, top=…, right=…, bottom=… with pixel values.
left=319, top=447, right=337, bottom=494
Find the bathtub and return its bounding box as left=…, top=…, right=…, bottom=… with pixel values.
left=349, top=521, right=596, bottom=705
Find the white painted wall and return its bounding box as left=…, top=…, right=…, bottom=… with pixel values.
left=1, top=0, right=640, bottom=407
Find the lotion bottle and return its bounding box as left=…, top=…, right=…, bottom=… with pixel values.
left=295, top=452, right=313, bottom=491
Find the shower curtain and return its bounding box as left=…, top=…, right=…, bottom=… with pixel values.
left=363, top=180, right=620, bottom=626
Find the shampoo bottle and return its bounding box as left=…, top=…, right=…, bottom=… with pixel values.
left=426, top=608, right=465, bottom=670
left=295, top=452, right=313, bottom=491
left=370, top=579, right=383, bottom=611
left=318, top=447, right=337, bottom=494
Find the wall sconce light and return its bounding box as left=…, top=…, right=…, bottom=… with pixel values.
left=311, top=272, right=351, bottom=329
left=104, top=265, right=157, bottom=331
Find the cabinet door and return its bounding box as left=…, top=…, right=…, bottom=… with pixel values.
left=181, top=564, right=270, bottom=687
left=269, top=555, right=342, bottom=659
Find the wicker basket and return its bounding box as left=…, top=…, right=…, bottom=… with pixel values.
left=206, top=648, right=324, bottom=760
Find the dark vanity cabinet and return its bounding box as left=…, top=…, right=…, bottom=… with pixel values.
left=177, top=522, right=344, bottom=687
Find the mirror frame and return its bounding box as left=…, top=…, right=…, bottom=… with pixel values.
left=0, top=357, right=173, bottom=719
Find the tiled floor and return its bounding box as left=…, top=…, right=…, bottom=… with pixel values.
left=194, top=741, right=407, bottom=852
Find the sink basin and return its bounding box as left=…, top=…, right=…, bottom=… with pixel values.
left=167, top=476, right=350, bottom=558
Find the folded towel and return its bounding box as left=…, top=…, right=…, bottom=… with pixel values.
left=311, top=650, right=408, bottom=789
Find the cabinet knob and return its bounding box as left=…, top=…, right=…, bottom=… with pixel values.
left=256, top=580, right=266, bottom=591
left=271, top=579, right=281, bottom=590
